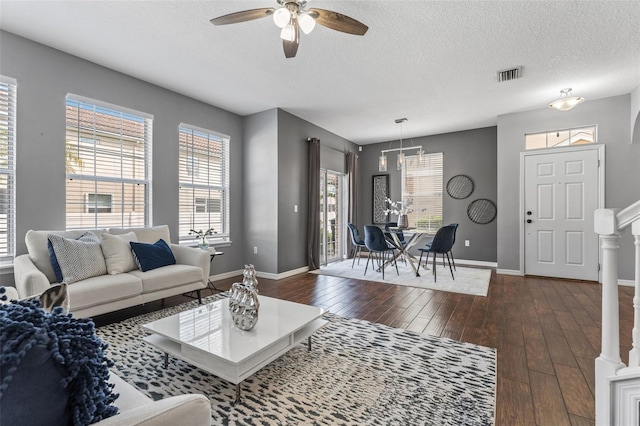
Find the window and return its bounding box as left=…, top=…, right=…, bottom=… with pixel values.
left=0, top=77, right=16, bottom=262
left=65, top=95, right=152, bottom=230
left=85, top=193, right=113, bottom=214
left=402, top=152, right=443, bottom=232
left=525, top=125, right=596, bottom=150
left=179, top=124, right=229, bottom=243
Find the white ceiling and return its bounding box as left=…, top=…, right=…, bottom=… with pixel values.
left=1, top=1, right=639, bottom=145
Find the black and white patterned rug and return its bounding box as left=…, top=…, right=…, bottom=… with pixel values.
left=97, top=294, right=496, bottom=425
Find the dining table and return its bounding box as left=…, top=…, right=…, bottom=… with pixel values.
left=381, top=227, right=435, bottom=277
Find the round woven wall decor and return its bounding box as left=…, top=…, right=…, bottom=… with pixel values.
left=446, top=175, right=474, bottom=199
left=467, top=199, right=497, bottom=224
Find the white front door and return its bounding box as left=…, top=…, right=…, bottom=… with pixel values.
left=523, top=146, right=602, bottom=280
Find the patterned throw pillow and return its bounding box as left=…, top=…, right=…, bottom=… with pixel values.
left=47, top=232, right=99, bottom=283
left=47, top=234, right=107, bottom=284
left=130, top=239, right=176, bottom=272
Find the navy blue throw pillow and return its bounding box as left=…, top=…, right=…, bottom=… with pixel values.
left=130, top=239, right=176, bottom=272
left=0, top=299, right=119, bottom=425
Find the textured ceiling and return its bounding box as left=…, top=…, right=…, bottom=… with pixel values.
left=1, top=1, right=639, bottom=144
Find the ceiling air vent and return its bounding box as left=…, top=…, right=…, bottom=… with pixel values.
left=497, top=66, right=522, bottom=82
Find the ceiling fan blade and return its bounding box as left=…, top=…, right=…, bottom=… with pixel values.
left=283, top=19, right=300, bottom=58
left=308, top=8, right=368, bottom=36
left=210, top=8, right=275, bottom=26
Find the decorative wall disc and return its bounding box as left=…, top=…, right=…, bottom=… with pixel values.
left=446, top=175, right=474, bottom=199
left=467, top=199, right=496, bottom=224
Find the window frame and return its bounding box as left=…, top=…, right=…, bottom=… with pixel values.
left=65, top=94, right=153, bottom=230
left=0, top=76, right=17, bottom=263
left=525, top=125, right=598, bottom=150
left=401, top=152, right=444, bottom=233
left=178, top=123, right=230, bottom=244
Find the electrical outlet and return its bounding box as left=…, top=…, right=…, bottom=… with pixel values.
left=294, top=204, right=298, bottom=212
left=465, top=240, right=470, bottom=247
left=253, top=246, right=258, bottom=254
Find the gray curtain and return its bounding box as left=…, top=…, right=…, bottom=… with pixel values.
left=307, top=138, right=320, bottom=271
left=347, top=152, right=359, bottom=257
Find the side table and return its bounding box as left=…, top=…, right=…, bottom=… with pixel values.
left=206, top=249, right=224, bottom=292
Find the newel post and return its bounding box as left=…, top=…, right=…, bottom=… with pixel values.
left=629, top=220, right=640, bottom=367
left=594, top=208, right=625, bottom=425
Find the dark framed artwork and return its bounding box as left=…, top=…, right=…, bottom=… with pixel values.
left=372, top=174, right=389, bottom=224
left=467, top=199, right=497, bottom=224
left=446, top=175, right=474, bottom=199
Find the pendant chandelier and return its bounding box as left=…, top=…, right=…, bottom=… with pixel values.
left=378, top=118, right=424, bottom=172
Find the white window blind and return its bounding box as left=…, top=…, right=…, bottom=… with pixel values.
left=65, top=95, right=152, bottom=230
left=402, top=152, right=443, bottom=232
left=178, top=124, right=229, bottom=243
left=0, top=77, right=16, bottom=262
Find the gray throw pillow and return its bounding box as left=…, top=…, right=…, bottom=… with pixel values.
left=47, top=233, right=107, bottom=284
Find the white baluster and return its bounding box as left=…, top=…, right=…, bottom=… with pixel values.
left=629, top=220, right=640, bottom=367
left=595, top=208, right=626, bottom=426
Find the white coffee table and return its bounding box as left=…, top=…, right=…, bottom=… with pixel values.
left=142, top=296, right=328, bottom=402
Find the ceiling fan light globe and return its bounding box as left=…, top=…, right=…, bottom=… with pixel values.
left=298, top=12, right=316, bottom=34
left=273, top=7, right=291, bottom=28
left=280, top=24, right=295, bottom=41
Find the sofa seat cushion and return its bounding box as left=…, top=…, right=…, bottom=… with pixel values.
left=25, top=229, right=107, bottom=283
left=67, top=273, right=143, bottom=310
left=129, top=264, right=203, bottom=293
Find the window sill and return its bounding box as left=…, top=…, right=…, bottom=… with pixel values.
left=180, top=239, right=232, bottom=249
left=0, top=262, right=14, bottom=272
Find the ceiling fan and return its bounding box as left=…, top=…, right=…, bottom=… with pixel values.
left=210, top=0, right=368, bottom=58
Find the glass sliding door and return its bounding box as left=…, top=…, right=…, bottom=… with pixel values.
left=320, top=169, right=344, bottom=265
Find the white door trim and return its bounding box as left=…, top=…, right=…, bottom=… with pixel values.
left=519, top=144, right=605, bottom=278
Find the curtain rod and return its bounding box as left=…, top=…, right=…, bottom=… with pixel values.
left=308, top=137, right=353, bottom=155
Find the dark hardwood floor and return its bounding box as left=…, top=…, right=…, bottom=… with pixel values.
left=93, top=269, right=634, bottom=426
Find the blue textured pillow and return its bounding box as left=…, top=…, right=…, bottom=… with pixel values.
left=0, top=342, right=70, bottom=426
left=0, top=299, right=119, bottom=425
left=130, top=238, right=176, bottom=272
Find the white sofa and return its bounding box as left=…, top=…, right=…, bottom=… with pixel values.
left=13, top=225, right=210, bottom=318
left=98, top=373, right=211, bottom=426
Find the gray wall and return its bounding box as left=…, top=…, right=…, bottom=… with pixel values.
left=0, top=31, right=246, bottom=279
left=358, top=126, right=498, bottom=263
left=276, top=110, right=358, bottom=273
left=243, top=109, right=279, bottom=274
left=497, top=94, right=640, bottom=279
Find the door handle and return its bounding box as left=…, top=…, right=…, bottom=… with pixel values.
left=527, top=211, right=532, bottom=215
left=526, top=219, right=532, bottom=224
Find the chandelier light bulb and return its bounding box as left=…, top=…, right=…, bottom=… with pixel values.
left=273, top=7, right=291, bottom=28
left=379, top=153, right=387, bottom=172
left=298, top=12, right=316, bottom=34
left=397, top=152, right=404, bottom=170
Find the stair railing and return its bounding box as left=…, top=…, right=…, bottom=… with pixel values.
left=594, top=199, right=640, bottom=425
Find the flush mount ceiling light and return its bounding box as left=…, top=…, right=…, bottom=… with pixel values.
left=548, top=88, right=585, bottom=111
left=210, top=0, right=368, bottom=58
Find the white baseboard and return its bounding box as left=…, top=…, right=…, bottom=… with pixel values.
left=208, top=269, right=243, bottom=282
left=619, top=279, right=635, bottom=287
left=496, top=269, right=523, bottom=276
left=257, top=266, right=310, bottom=280
left=454, top=259, right=497, bottom=268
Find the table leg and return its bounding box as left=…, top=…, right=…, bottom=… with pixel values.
left=308, top=336, right=312, bottom=351
left=235, top=383, right=242, bottom=404
left=163, top=353, right=168, bottom=369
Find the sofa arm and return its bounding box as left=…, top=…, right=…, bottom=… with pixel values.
left=13, top=254, right=51, bottom=298
left=96, top=394, right=211, bottom=426
left=171, top=244, right=210, bottom=283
